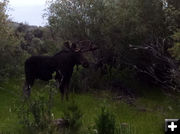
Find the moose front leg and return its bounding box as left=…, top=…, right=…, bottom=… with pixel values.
left=63, top=74, right=71, bottom=101
left=23, top=81, right=31, bottom=98
left=58, top=75, right=66, bottom=101
left=57, top=70, right=72, bottom=101
left=55, top=70, right=62, bottom=88
left=64, top=79, right=70, bottom=101
left=59, top=77, right=70, bottom=101
left=23, top=77, right=35, bottom=99
left=55, top=70, right=65, bottom=100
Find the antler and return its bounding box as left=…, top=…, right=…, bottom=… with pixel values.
left=77, top=40, right=98, bottom=53
left=64, top=41, right=71, bottom=49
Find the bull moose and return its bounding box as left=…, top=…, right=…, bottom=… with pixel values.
left=23, top=40, right=97, bottom=100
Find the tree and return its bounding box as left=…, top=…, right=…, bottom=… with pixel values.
left=0, top=0, right=28, bottom=80
left=45, top=0, right=180, bottom=90
left=169, top=30, right=180, bottom=61
left=167, top=0, right=180, bottom=9
left=0, top=0, right=12, bottom=45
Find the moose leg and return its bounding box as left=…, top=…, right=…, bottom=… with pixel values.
left=64, top=78, right=70, bottom=101
left=58, top=75, right=65, bottom=101
left=57, top=70, right=72, bottom=101
left=23, top=78, right=34, bottom=98
left=23, top=81, right=31, bottom=98
left=59, top=82, right=65, bottom=101
left=62, top=82, right=69, bottom=101
left=59, top=76, right=70, bottom=101
left=65, top=84, right=69, bottom=101
left=55, top=70, right=62, bottom=88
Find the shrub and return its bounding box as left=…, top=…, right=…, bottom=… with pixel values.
left=95, top=106, right=116, bottom=134
left=94, top=106, right=136, bottom=134
left=0, top=0, right=28, bottom=81
left=62, top=99, right=83, bottom=134
left=15, top=80, right=57, bottom=133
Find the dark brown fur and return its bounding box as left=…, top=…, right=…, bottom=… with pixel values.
left=23, top=43, right=89, bottom=100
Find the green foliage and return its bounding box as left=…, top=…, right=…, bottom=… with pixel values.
left=115, top=124, right=136, bottom=134
left=0, top=0, right=29, bottom=80
left=15, top=80, right=57, bottom=133
left=71, top=66, right=102, bottom=92
left=167, top=0, right=180, bottom=9
left=33, top=28, right=43, bottom=38
left=0, top=0, right=10, bottom=38
left=29, top=37, right=44, bottom=55
left=71, top=65, right=115, bottom=92
left=46, top=0, right=169, bottom=46
left=45, top=0, right=176, bottom=90
left=16, top=24, right=58, bottom=56
left=95, top=106, right=136, bottom=134
left=169, top=29, right=180, bottom=60
left=164, top=5, right=180, bottom=33
left=95, top=106, right=116, bottom=134
left=137, top=0, right=166, bottom=38
left=70, top=66, right=84, bottom=91
left=1, top=78, right=180, bottom=134
left=63, top=99, right=83, bottom=134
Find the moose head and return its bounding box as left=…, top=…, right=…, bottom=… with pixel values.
left=63, top=40, right=98, bottom=68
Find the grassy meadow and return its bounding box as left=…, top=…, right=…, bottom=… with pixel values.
left=0, top=78, right=180, bottom=134
left=1, top=0, right=180, bottom=134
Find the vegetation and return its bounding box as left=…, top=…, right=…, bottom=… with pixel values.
left=95, top=106, right=116, bottom=134
left=0, top=0, right=28, bottom=80
left=169, top=29, right=180, bottom=60
left=45, top=0, right=180, bottom=91
left=0, top=78, right=180, bottom=134
left=0, top=0, right=180, bottom=133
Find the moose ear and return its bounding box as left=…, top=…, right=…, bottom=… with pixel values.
left=64, top=41, right=71, bottom=49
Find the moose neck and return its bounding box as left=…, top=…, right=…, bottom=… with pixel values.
left=52, top=51, right=79, bottom=70
left=70, top=52, right=81, bottom=66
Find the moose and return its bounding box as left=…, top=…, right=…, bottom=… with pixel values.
left=23, top=40, right=97, bottom=100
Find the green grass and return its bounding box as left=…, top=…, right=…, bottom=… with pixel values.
left=0, top=78, right=180, bottom=134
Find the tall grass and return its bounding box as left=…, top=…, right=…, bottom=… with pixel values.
left=1, top=78, right=180, bottom=134
left=15, top=79, right=57, bottom=133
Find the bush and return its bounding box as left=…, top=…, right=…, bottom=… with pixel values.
left=15, top=80, right=57, bottom=133
left=70, top=66, right=104, bottom=92
left=94, top=106, right=136, bottom=134
left=95, top=106, right=116, bottom=134
left=0, top=1, right=29, bottom=81
left=45, top=0, right=180, bottom=91
left=62, top=99, right=83, bottom=134
left=169, top=29, right=180, bottom=61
